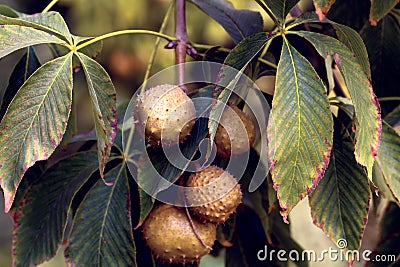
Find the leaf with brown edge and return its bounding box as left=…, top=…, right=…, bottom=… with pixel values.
left=313, top=0, right=336, bottom=21
left=0, top=53, right=73, bottom=213
left=294, top=31, right=382, bottom=179
left=309, top=118, right=371, bottom=262
left=268, top=37, right=333, bottom=221
left=76, top=52, right=117, bottom=178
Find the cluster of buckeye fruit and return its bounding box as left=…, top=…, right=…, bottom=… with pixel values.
left=134, top=84, right=255, bottom=264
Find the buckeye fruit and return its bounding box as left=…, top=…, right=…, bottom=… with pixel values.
left=142, top=204, right=216, bottom=264
left=214, top=104, right=256, bottom=158
left=134, top=84, right=196, bottom=147
left=186, top=165, right=242, bottom=224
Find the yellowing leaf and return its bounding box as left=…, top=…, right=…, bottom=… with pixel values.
left=0, top=53, right=73, bottom=212
left=268, top=37, right=333, bottom=220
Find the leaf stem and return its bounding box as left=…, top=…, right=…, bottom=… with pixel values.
left=257, top=57, right=278, bottom=69
left=378, top=97, right=400, bottom=102
left=42, top=0, right=58, bottom=13
left=175, top=0, right=189, bottom=92
left=184, top=206, right=213, bottom=251
left=75, top=30, right=177, bottom=51
left=141, top=1, right=175, bottom=94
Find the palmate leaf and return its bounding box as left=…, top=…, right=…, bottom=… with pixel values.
left=294, top=31, right=381, bottom=178
left=189, top=0, right=263, bottom=43
left=369, top=0, right=398, bottom=25
left=12, top=152, right=99, bottom=267
left=0, top=53, right=73, bottom=212
left=268, top=37, right=333, bottom=221
left=77, top=52, right=117, bottom=178
left=313, top=0, right=336, bottom=20
left=0, top=47, right=41, bottom=121
left=309, top=119, right=370, bottom=255
left=0, top=25, right=66, bottom=59
left=50, top=35, right=103, bottom=68
left=374, top=122, right=400, bottom=204
left=65, top=164, right=136, bottom=267
left=0, top=11, right=72, bottom=43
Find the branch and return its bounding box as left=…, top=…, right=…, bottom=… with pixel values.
left=175, top=0, right=189, bottom=92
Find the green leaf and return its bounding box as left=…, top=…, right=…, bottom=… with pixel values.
left=268, top=37, right=333, bottom=220
left=259, top=0, right=299, bottom=23
left=189, top=0, right=263, bottom=43
left=0, top=25, right=66, bottom=59
left=0, top=11, right=72, bottom=43
left=361, top=10, right=400, bottom=111
left=209, top=32, right=270, bottom=142
left=331, top=23, right=371, bottom=78
left=76, top=52, right=117, bottom=178
left=374, top=122, right=400, bottom=204
left=294, top=31, right=381, bottom=178
left=0, top=5, right=21, bottom=17
left=369, top=0, right=398, bottom=25
left=0, top=47, right=41, bottom=121
left=65, top=164, right=136, bottom=267
left=313, top=0, right=336, bottom=20
left=12, top=152, right=99, bottom=267
left=137, top=187, right=155, bottom=227
left=309, top=120, right=370, bottom=254
left=0, top=53, right=73, bottom=212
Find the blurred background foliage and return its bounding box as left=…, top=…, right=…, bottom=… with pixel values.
left=0, top=0, right=398, bottom=266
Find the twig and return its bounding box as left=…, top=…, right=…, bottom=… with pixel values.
left=184, top=206, right=213, bottom=251
left=175, top=0, right=189, bottom=92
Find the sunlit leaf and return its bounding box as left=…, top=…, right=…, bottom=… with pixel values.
left=375, top=122, right=400, bottom=204
left=0, top=11, right=72, bottom=43
left=331, top=23, right=371, bottom=78
left=287, top=13, right=371, bottom=78
left=0, top=53, right=73, bottom=212
left=77, top=52, right=117, bottom=178
left=313, top=0, right=336, bottom=20
left=309, top=119, right=370, bottom=256
left=12, top=152, right=99, bottom=267
left=0, top=47, right=41, bottom=121
left=369, top=0, right=398, bottom=25
left=189, top=0, right=263, bottom=43
left=65, top=164, right=136, bottom=267
left=0, top=25, right=66, bottom=59
left=268, top=37, right=333, bottom=220
left=294, top=31, right=381, bottom=178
